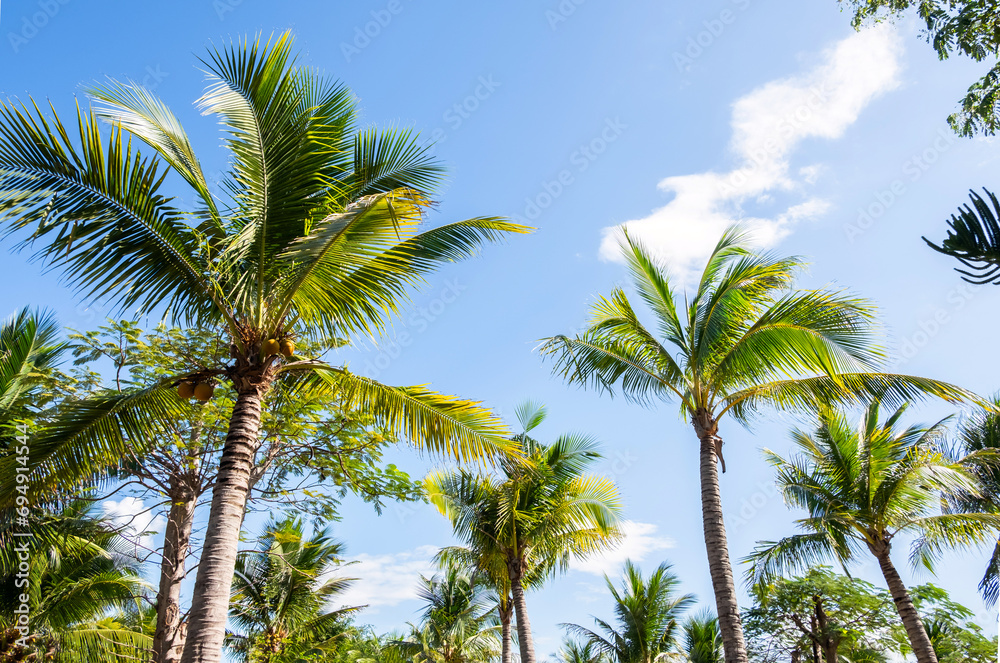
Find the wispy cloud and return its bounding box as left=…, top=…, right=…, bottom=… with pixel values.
left=335, top=545, right=438, bottom=613
left=102, top=497, right=164, bottom=556
left=572, top=521, right=676, bottom=577
left=599, top=26, right=903, bottom=283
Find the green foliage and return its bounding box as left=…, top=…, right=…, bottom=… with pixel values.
left=842, top=0, right=1000, bottom=136
left=906, top=584, right=997, bottom=662
left=388, top=564, right=501, bottom=663
left=0, top=502, right=152, bottom=662
left=682, top=611, right=724, bottom=663
left=745, top=400, right=1000, bottom=585
left=562, top=560, right=695, bottom=663
left=924, top=189, right=1000, bottom=286
left=744, top=567, right=896, bottom=663
left=227, top=517, right=358, bottom=663
left=426, top=403, right=624, bottom=588
left=540, top=227, right=979, bottom=435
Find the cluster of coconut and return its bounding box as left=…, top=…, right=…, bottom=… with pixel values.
left=176, top=338, right=296, bottom=402
left=177, top=381, right=215, bottom=402
left=262, top=337, right=295, bottom=358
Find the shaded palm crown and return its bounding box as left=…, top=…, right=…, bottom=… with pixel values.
left=227, top=517, right=357, bottom=662
left=563, top=560, right=695, bottom=663
left=924, top=188, right=1000, bottom=285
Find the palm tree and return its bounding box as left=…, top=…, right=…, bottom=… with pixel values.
left=558, top=638, right=606, bottom=663
left=0, top=501, right=152, bottom=662
left=0, top=33, right=526, bottom=662
left=943, top=397, right=1000, bottom=606
left=563, top=560, right=695, bottom=663
left=745, top=401, right=1000, bottom=663
left=924, top=188, right=1000, bottom=284
left=426, top=401, right=624, bottom=663
left=539, top=228, right=979, bottom=663
left=0, top=308, right=66, bottom=435
left=681, top=612, right=722, bottom=663
left=389, top=564, right=501, bottom=663
left=227, top=517, right=357, bottom=663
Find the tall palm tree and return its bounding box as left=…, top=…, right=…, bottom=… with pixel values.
left=227, top=517, right=357, bottom=663
left=0, top=308, right=65, bottom=434
left=0, top=33, right=526, bottom=662
left=681, top=612, right=723, bottom=663
left=745, top=401, right=1000, bottom=663
left=426, top=401, right=624, bottom=663
left=563, top=560, right=695, bottom=663
left=539, top=228, right=979, bottom=663
left=389, top=564, right=501, bottom=663
left=0, top=501, right=152, bottom=663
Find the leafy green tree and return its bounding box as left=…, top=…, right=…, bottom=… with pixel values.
left=924, top=188, right=1000, bottom=285
left=683, top=612, right=723, bottom=663
left=0, top=502, right=152, bottom=662
left=904, top=584, right=997, bottom=663
left=841, top=0, right=1000, bottom=136
left=426, top=402, right=624, bottom=663
left=746, top=401, right=1000, bottom=663
left=743, top=567, right=895, bottom=663
left=388, top=564, right=501, bottom=663
left=540, top=228, right=976, bottom=663
left=563, top=560, right=695, bottom=663
left=226, top=517, right=357, bottom=663
left=0, top=32, right=525, bottom=662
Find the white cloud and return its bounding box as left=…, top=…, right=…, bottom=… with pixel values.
left=334, top=545, right=438, bottom=612
left=571, top=521, right=676, bottom=577
left=599, top=26, right=903, bottom=284
left=102, top=497, right=164, bottom=555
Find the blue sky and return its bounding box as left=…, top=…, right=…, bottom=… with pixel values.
left=2, top=0, right=1000, bottom=656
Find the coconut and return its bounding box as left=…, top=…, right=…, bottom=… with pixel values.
left=279, top=339, right=295, bottom=357
left=177, top=382, right=195, bottom=399
left=193, top=383, right=215, bottom=402
left=262, top=339, right=280, bottom=356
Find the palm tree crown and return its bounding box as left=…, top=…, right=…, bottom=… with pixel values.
left=227, top=517, right=357, bottom=663
left=425, top=401, right=623, bottom=663
left=563, top=560, right=696, bottom=663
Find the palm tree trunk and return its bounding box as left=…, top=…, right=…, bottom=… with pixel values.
left=153, top=484, right=197, bottom=663
left=500, top=600, right=513, bottom=663
left=179, top=389, right=264, bottom=663
left=510, top=564, right=536, bottom=663
left=874, top=549, right=938, bottom=663
left=698, top=430, right=748, bottom=663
